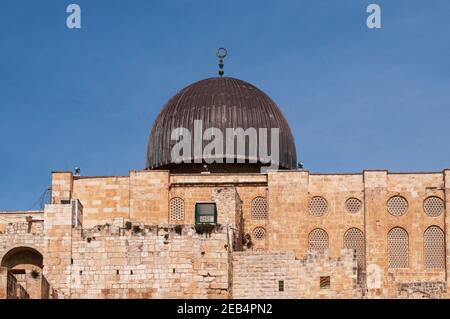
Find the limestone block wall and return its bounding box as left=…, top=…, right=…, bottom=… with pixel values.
left=0, top=232, right=46, bottom=266
left=212, top=187, right=244, bottom=251
left=52, top=171, right=171, bottom=228
left=232, top=249, right=359, bottom=299
left=232, top=251, right=298, bottom=298
left=43, top=203, right=73, bottom=297
left=364, top=171, right=447, bottom=298
left=129, top=171, right=169, bottom=224
left=2, top=168, right=448, bottom=299
left=168, top=174, right=267, bottom=228
left=267, top=171, right=365, bottom=259
left=0, top=211, right=44, bottom=234
left=72, top=176, right=130, bottom=228
left=67, top=225, right=231, bottom=299
left=53, top=171, right=270, bottom=246
left=266, top=170, right=448, bottom=298
left=51, top=172, right=73, bottom=204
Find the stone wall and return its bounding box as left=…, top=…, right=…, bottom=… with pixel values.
left=232, top=249, right=359, bottom=299
left=72, top=176, right=130, bottom=228
left=0, top=231, right=46, bottom=266
left=0, top=211, right=44, bottom=234
left=43, top=203, right=73, bottom=297
left=67, top=225, right=230, bottom=299
left=51, top=172, right=73, bottom=204
left=397, top=281, right=447, bottom=299
left=1, top=168, right=450, bottom=299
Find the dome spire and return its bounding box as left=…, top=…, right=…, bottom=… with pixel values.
left=216, top=48, right=227, bottom=78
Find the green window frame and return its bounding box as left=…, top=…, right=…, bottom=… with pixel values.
left=195, top=203, right=217, bottom=224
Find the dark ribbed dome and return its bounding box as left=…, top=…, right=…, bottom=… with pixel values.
left=146, top=77, right=297, bottom=172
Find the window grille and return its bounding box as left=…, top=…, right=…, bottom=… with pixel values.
left=344, top=228, right=365, bottom=269
left=388, top=227, right=409, bottom=268
left=423, top=197, right=444, bottom=217
left=309, top=228, right=329, bottom=254
left=251, top=197, right=268, bottom=220
left=345, top=198, right=362, bottom=214
left=253, top=227, right=266, bottom=240
left=387, top=196, right=408, bottom=216
left=424, top=226, right=445, bottom=270
left=169, top=197, right=185, bottom=221
left=309, top=197, right=328, bottom=217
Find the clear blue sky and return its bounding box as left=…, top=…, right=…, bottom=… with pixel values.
left=0, top=0, right=449, bottom=210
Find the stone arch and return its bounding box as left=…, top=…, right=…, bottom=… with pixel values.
left=1, top=246, right=43, bottom=272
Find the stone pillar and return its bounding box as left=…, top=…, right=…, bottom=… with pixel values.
left=444, top=169, right=450, bottom=293
left=267, top=171, right=309, bottom=256
left=363, top=170, right=388, bottom=298
left=129, top=170, right=169, bottom=224
left=0, top=267, right=7, bottom=299
left=212, top=187, right=243, bottom=250
left=43, top=203, right=73, bottom=298
left=212, top=187, right=242, bottom=227
left=51, top=172, right=73, bottom=204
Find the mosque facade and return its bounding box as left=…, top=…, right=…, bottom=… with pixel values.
left=0, top=75, right=449, bottom=299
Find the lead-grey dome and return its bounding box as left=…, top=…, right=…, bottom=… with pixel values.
left=146, top=77, right=297, bottom=172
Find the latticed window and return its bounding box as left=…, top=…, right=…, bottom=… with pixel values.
left=253, top=227, right=266, bottom=240
left=345, top=198, right=362, bottom=214
left=169, top=197, right=185, bottom=221
left=309, top=197, right=328, bottom=217
left=423, top=197, right=444, bottom=217
left=388, top=227, right=409, bottom=268
left=343, top=228, right=365, bottom=269
left=251, top=197, right=268, bottom=220
left=424, top=226, right=445, bottom=270
left=308, top=228, right=329, bottom=254
left=387, top=196, right=408, bottom=216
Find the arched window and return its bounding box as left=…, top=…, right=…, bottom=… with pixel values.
left=343, top=228, right=365, bottom=269
left=388, top=227, right=409, bottom=268
left=424, top=226, right=445, bottom=269
left=308, top=228, right=329, bottom=254
left=253, top=227, right=266, bottom=241
left=169, top=197, right=185, bottom=221
left=251, top=197, right=268, bottom=220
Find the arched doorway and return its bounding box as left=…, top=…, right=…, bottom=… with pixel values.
left=1, top=246, right=44, bottom=299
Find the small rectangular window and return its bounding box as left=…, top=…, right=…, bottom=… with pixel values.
left=320, top=276, right=330, bottom=289
left=195, top=203, right=217, bottom=224
left=278, top=280, right=284, bottom=292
